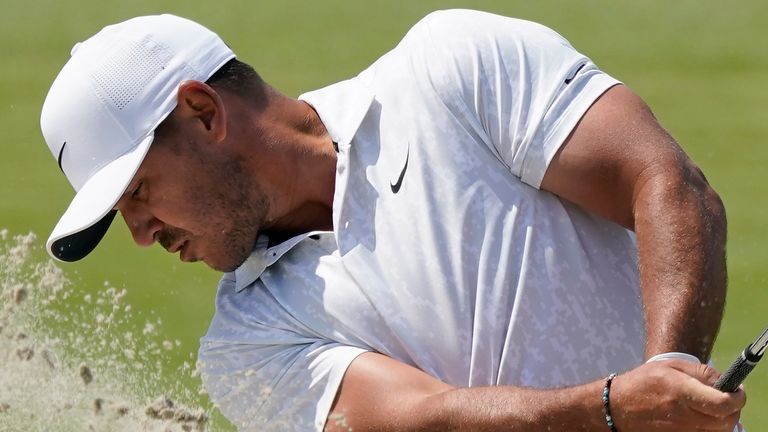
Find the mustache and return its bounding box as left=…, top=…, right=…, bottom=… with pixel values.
left=157, top=227, right=188, bottom=251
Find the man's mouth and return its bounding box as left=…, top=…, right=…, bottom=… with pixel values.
left=179, top=241, right=198, bottom=263
left=167, top=239, right=185, bottom=254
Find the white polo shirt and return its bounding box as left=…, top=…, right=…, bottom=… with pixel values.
left=199, top=9, right=644, bottom=431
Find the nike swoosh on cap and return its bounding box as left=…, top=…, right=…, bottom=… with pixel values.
left=57, top=141, right=66, bottom=172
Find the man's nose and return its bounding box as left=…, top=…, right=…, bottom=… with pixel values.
left=120, top=206, right=163, bottom=247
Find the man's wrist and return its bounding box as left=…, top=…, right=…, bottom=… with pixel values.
left=646, top=352, right=702, bottom=364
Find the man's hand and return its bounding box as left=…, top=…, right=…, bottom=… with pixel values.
left=610, top=360, right=746, bottom=431
left=327, top=352, right=746, bottom=431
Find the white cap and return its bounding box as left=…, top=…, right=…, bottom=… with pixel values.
left=40, top=14, right=235, bottom=261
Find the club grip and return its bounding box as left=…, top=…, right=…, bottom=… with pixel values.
left=714, top=353, right=755, bottom=392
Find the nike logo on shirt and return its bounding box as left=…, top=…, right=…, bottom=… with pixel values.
left=390, top=143, right=410, bottom=194
left=564, top=63, right=586, bottom=84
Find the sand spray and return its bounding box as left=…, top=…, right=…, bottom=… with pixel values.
left=0, top=230, right=228, bottom=432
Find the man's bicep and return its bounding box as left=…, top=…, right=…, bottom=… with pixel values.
left=327, top=352, right=454, bottom=431
left=540, top=84, right=689, bottom=229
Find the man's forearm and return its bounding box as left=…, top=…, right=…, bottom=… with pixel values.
left=326, top=352, right=611, bottom=432
left=398, top=362, right=742, bottom=432
left=633, top=158, right=727, bottom=361
left=413, top=381, right=606, bottom=431
left=327, top=352, right=744, bottom=432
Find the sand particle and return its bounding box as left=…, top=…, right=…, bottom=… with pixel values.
left=93, top=398, right=103, bottom=415
left=41, top=348, right=56, bottom=369
left=12, top=286, right=27, bottom=304
left=16, top=346, right=33, bottom=361
left=145, top=395, right=174, bottom=418
left=114, top=403, right=130, bottom=416
left=79, top=362, right=93, bottom=385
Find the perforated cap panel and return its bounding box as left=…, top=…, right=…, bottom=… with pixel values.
left=91, top=36, right=173, bottom=110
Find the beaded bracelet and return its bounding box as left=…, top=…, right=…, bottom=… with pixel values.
left=602, top=373, right=618, bottom=432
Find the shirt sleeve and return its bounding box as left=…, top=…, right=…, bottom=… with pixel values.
left=412, top=9, right=621, bottom=188
left=198, top=274, right=367, bottom=432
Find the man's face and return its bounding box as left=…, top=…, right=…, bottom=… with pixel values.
left=114, top=118, right=269, bottom=272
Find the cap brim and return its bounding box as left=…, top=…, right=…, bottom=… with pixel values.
left=47, top=133, right=154, bottom=262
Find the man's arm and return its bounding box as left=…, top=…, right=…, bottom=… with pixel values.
left=326, top=352, right=743, bottom=431
left=540, top=84, right=727, bottom=361
left=326, top=84, right=740, bottom=431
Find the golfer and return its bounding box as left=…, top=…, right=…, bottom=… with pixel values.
left=40, top=9, right=745, bottom=431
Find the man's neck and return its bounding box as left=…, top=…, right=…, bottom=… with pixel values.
left=248, top=92, right=337, bottom=234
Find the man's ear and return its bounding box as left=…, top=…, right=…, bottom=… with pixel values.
left=175, top=80, right=227, bottom=143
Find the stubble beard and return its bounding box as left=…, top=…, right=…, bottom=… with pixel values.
left=211, top=193, right=269, bottom=273
left=203, top=156, right=270, bottom=273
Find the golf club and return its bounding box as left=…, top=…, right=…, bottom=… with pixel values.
left=714, top=326, right=768, bottom=392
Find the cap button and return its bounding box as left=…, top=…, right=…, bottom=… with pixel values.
left=70, top=42, right=83, bottom=56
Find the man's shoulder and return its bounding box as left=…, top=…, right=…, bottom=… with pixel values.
left=399, top=9, right=561, bottom=51
left=366, top=9, right=566, bottom=98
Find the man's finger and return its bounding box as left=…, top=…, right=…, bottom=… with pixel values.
left=686, top=386, right=746, bottom=418
left=663, top=359, right=720, bottom=384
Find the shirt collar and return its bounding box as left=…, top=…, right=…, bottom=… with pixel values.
left=233, top=230, right=328, bottom=292
left=298, top=72, right=374, bottom=147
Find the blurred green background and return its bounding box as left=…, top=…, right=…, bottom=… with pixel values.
left=1, top=0, right=766, bottom=429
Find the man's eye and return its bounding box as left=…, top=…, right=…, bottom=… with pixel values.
left=131, top=182, right=143, bottom=198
